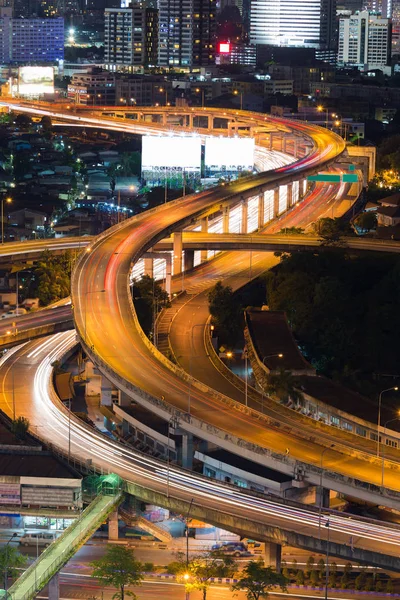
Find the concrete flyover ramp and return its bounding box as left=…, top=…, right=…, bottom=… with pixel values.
left=3, top=490, right=122, bottom=600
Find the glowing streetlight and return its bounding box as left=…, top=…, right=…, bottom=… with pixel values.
left=1, top=196, right=12, bottom=244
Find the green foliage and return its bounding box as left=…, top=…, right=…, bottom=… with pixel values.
left=312, top=217, right=351, bottom=246
left=330, top=561, right=337, bottom=573
left=282, top=567, right=290, bottom=580
left=0, top=545, right=27, bottom=583
left=340, top=572, right=350, bottom=589
left=91, top=545, right=144, bottom=600
left=265, top=252, right=400, bottom=392
left=355, top=572, right=366, bottom=590
left=328, top=572, right=336, bottom=588
left=317, top=558, right=325, bottom=573
left=265, top=369, right=304, bottom=405
left=132, top=275, right=170, bottom=338
left=354, top=211, right=377, bottom=232
left=15, top=113, right=32, bottom=130
left=309, top=570, right=319, bottom=586
left=344, top=562, right=352, bottom=575
left=170, top=551, right=235, bottom=600
left=40, top=116, right=53, bottom=135
left=231, top=560, right=288, bottom=599
left=108, top=152, right=141, bottom=178
left=375, top=578, right=384, bottom=592
left=279, top=226, right=304, bottom=234
left=208, top=281, right=242, bottom=346
left=386, top=577, right=394, bottom=593
left=364, top=577, right=373, bottom=591
left=295, top=569, right=304, bottom=585
left=11, top=416, right=29, bottom=440
left=34, top=250, right=74, bottom=306
left=142, top=562, right=154, bottom=572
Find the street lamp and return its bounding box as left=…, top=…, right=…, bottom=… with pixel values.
left=233, top=89, right=243, bottom=110
left=262, top=353, right=283, bottom=365
left=159, top=87, right=168, bottom=106
left=317, top=105, right=328, bottom=128
left=324, top=520, right=330, bottom=600
left=318, top=444, right=335, bottom=538
left=381, top=412, right=400, bottom=488
left=195, top=87, right=205, bottom=108
left=377, top=387, right=398, bottom=458
left=1, top=196, right=12, bottom=244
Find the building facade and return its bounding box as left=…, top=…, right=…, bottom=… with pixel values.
left=338, top=10, right=391, bottom=71
left=0, top=9, right=63, bottom=63
left=104, top=6, right=158, bottom=71
left=250, top=0, right=336, bottom=51
left=158, top=0, right=216, bottom=68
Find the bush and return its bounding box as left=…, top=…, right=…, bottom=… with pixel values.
left=386, top=578, right=394, bottom=593
left=355, top=572, right=366, bottom=590
left=296, top=570, right=305, bottom=585
left=364, top=577, right=373, bottom=591
left=143, top=562, right=154, bottom=572
left=282, top=567, right=290, bottom=580
left=328, top=573, right=336, bottom=588
left=310, top=570, right=320, bottom=586
left=330, top=561, right=337, bottom=573
left=317, top=558, right=325, bottom=573
left=340, top=573, right=350, bottom=589
left=375, top=579, right=383, bottom=593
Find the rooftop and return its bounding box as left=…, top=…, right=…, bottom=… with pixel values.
left=0, top=451, right=81, bottom=479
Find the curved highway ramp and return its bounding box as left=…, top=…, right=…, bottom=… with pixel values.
left=3, top=490, right=122, bottom=600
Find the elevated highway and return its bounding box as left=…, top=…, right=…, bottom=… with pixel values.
left=1, top=332, right=400, bottom=572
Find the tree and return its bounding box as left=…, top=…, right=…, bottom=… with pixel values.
left=328, top=572, right=336, bottom=588
left=11, top=416, right=29, bottom=440
left=35, top=251, right=73, bottom=306
left=169, top=551, right=235, bottom=600
left=305, top=555, right=314, bottom=576
left=355, top=572, right=366, bottom=590
left=364, top=577, right=373, bottom=591
left=0, top=545, right=27, bottom=587
left=15, top=113, right=32, bottom=130
left=91, top=545, right=144, bottom=600
left=295, top=569, right=304, bottom=586
left=279, top=227, right=304, bottom=235
left=310, top=570, right=319, bottom=586
left=265, top=369, right=304, bottom=405
left=132, top=275, right=170, bottom=338
left=386, top=578, right=394, bottom=593
left=231, top=560, right=288, bottom=600
left=354, top=211, right=377, bottom=232
left=317, top=558, right=325, bottom=573
left=312, top=217, right=350, bottom=246
left=40, top=115, right=53, bottom=136
left=340, top=572, right=350, bottom=589
left=375, top=578, right=383, bottom=593
left=208, top=281, right=242, bottom=346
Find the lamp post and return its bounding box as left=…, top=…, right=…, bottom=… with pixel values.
left=159, top=87, right=168, bottom=106
left=262, top=353, right=283, bottom=365
left=1, top=196, right=12, bottom=244
left=233, top=89, right=243, bottom=110
left=184, top=498, right=194, bottom=600
left=318, top=444, right=335, bottom=538
left=377, top=387, right=398, bottom=458
left=166, top=413, right=178, bottom=498
left=317, top=105, right=328, bottom=128
left=4, top=532, right=18, bottom=592
left=381, top=414, right=400, bottom=488
left=324, top=520, right=330, bottom=600
left=195, top=87, right=205, bottom=108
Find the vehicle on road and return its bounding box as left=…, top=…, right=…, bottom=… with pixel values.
left=20, top=532, right=58, bottom=547
left=1, top=308, right=27, bottom=319
left=211, top=542, right=252, bottom=557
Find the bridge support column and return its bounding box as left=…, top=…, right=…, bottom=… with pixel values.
left=273, top=188, right=280, bottom=217
left=176, top=432, right=193, bottom=469
left=200, top=217, right=208, bottom=262
left=287, top=183, right=293, bottom=210
left=264, top=542, right=282, bottom=572
left=298, top=179, right=305, bottom=200
left=222, top=206, right=230, bottom=234
left=108, top=510, right=119, bottom=540
left=101, top=376, right=113, bottom=407
left=173, top=232, right=183, bottom=275
left=48, top=573, right=60, bottom=600
left=184, top=249, right=195, bottom=271
left=316, top=486, right=330, bottom=509
left=241, top=199, right=248, bottom=234
left=144, top=257, right=154, bottom=278
left=258, top=192, right=265, bottom=229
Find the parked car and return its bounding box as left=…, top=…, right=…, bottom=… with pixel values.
left=20, top=532, right=58, bottom=547
left=211, top=542, right=252, bottom=557
left=1, top=308, right=27, bottom=319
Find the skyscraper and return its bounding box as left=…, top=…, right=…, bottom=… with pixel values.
left=158, top=0, right=216, bottom=67
left=338, top=10, right=391, bottom=70
left=250, top=0, right=336, bottom=51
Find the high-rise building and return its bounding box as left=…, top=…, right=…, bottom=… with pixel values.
left=158, top=0, right=216, bottom=67
left=250, top=0, right=336, bottom=52
left=104, top=6, right=158, bottom=71
left=338, top=10, right=391, bottom=70
left=0, top=9, right=64, bottom=62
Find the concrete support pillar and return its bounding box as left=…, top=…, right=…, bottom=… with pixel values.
left=144, top=257, right=154, bottom=278
left=264, top=542, right=282, bottom=572
left=101, top=376, right=113, bottom=407
left=287, top=183, right=293, bottom=210
left=48, top=573, right=60, bottom=600
left=316, top=486, right=330, bottom=509
left=293, top=139, right=299, bottom=158
left=162, top=113, right=167, bottom=125
left=184, top=249, right=195, bottom=272
left=201, top=217, right=208, bottom=262
left=222, top=206, right=229, bottom=234
left=273, top=188, right=280, bottom=217
left=118, top=390, right=131, bottom=407
left=173, top=231, right=183, bottom=275
left=181, top=433, right=193, bottom=469
left=258, top=192, right=265, bottom=229
left=165, top=252, right=172, bottom=297
left=108, top=510, right=119, bottom=540
left=241, top=199, right=248, bottom=234
left=298, top=179, right=305, bottom=200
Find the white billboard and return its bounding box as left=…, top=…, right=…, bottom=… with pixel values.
left=142, top=136, right=201, bottom=172
left=205, top=137, right=255, bottom=173
left=18, top=66, right=54, bottom=96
